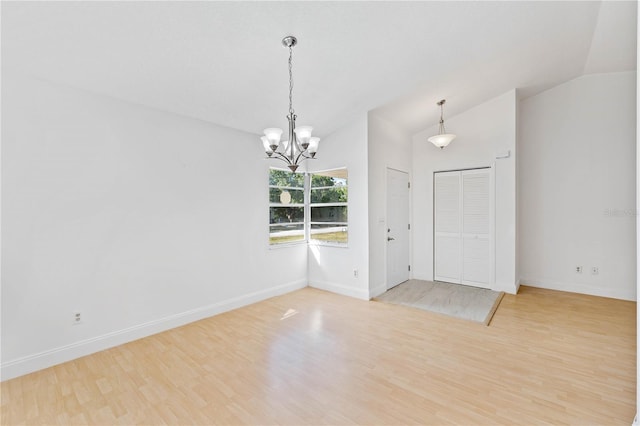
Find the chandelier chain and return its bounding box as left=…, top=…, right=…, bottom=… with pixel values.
left=288, top=46, right=295, bottom=115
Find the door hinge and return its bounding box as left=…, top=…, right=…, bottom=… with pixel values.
left=408, top=223, right=411, bottom=230
left=408, top=182, right=411, bottom=189
left=408, top=265, right=411, bottom=271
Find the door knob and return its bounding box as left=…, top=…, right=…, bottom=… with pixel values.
left=387, top=237, right=395, bottom=241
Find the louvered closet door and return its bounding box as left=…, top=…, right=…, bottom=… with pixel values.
left=434, top=168, right=493, bottom=288
left=461, top=169, right=492, bottom=287
left=434, top=172, right=461, bottom=283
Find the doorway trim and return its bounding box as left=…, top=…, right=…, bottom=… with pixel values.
left=385, top=167, right=411, bottom=290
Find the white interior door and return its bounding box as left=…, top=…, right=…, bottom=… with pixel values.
left=386, top=168, right=410, bottom=289
left=434, top=171, right=462, bottom=283
left=461, top=169, right=493, bottom=287
left=434, top=168, right=493, bottom=288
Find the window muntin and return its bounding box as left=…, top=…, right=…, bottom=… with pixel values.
left=309, top=168, right=348, bottom=245
left=269, top=168, right=306, bottom=245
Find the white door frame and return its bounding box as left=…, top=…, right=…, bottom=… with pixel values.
left=433, top=165, right=495, bottom=288
left=385, top=167, right=411, bottom=290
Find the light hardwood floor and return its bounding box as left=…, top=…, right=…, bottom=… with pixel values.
left=1, top=286, right=636, bottom=425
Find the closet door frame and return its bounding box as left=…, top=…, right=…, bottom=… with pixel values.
left=433, top=166, right=495, bottom=288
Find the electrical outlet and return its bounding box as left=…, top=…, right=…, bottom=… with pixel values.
left=73, top=311, right=82, bottom=325
left=591, top=267, right=599, bottom=275
left=353, top=269, right=359, bottom=278
left=576, top=266, right=582, bottom=273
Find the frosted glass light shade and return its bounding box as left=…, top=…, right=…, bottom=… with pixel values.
left=294, top=126, right=313, bottom=148
left=264, top=128, right=283, bottom=150
left=307, top=137, right=320, bottom=157
left=261, top=136, right=273, bottom=156
left=428, top=133, right=456, bottom=149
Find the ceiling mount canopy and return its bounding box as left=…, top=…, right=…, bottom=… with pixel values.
left=281, top=35, right=297, bottom=49
left=428, top=99, right=456, bottom=149
left=261, top=35, right=319, bottom=173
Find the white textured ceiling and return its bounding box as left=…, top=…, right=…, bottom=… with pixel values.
left=2, top=1, right=637, bottom=137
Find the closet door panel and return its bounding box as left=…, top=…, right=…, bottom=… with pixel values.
left=434, top=173, right=460, bottom=234
left=462, top=171, right=491, bottom=235
left=461, top=169, right=492, bottom=287
left=434, top=172, right=461, bottom=283
left=435, top=235, right=461, bottom=282
left=462, top=236, right=491, bottom=285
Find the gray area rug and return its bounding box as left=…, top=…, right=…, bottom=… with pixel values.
left=374, top=279, right=504, bottom=325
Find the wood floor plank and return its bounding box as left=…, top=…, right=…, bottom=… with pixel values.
left=1, top=285, right=636, bottom=425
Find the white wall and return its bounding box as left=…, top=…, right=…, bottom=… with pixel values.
left=1, top=74, right=308, bottom=380
left=636, top=7, right=639, bottom=419
left=367, top=113, right=412, bottom=297
left=307, top=114, right=370, bottom=300
left=519, top=72, right=636, bottom=301
left=412, top=90, right=518, bottom=294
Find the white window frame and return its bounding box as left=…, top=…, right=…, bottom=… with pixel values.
left=268, top=167, right=307, bottom=247
left=268, top=167, right=349, bottom=248
left=308, top=167, right=348, bottom=247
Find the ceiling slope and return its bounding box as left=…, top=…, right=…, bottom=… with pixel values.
left=2, top=1, right=635, bottom=136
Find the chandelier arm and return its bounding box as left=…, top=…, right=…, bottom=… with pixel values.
left=294, top=151, right=308, bottom=164
left=270, top=151, right=294, bottom=166
left=297, top=151, right=317, bottom=161
left=292, top=138, right=303, bottom=154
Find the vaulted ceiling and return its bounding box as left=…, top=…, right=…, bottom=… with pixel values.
left=2, top=1, right=636, bottom=138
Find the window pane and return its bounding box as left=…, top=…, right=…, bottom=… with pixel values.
left=269, top=169, right=305, bottom=188
left=269, top=168, right=306, bottom=246
left=270, top=223, right=305, bottom=245
left=310, top=224, right=348, bottom=244
left=270, top=207, right=304, bottom=224
left=310, top=187, right=347, bottom=203
left=310, top=206, right=348, bottom=223
left=311, top=171, right=347, bottom=188
left=270, top=188, right=304, bottom=204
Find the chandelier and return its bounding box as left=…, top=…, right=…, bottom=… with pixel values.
left=428, top=99, right=456, bottom=149
left=261, top=36, right=319, bottom=173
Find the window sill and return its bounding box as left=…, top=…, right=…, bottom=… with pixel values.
left=309, top=240, right=349, bottom=249
left=268, top=240, right=307, bottom=250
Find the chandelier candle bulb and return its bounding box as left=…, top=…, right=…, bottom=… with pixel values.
left=261, top=36, right=320, bottom=172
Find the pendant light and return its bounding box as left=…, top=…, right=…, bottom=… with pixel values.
left=261, top=36, right=319, bottom=173
left=428, top=99, right=456, bottom=149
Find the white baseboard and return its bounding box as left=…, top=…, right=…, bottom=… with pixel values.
left=1, top=279, right=307, bottom=382
left=491, top=281, right=519, bottom=295
left=309, top=280, right=369, bottom=300
left=520, top=277, right=636, bottom=301
left=369, top=283, right=388, bottom=299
